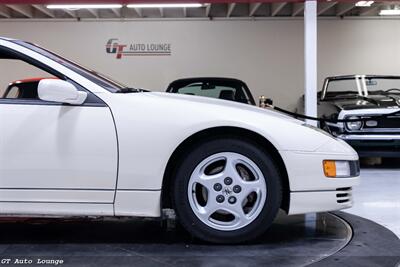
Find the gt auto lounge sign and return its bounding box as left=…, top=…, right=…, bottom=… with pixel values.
left=106, top=38, right=172, bottom=59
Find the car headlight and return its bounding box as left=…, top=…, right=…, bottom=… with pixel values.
left=323, top=160, right=360, bottom=178
left=346, top=116, right=363, bottom=131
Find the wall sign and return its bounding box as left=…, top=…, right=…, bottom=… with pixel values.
left=106, top=38, right=172, bottom=59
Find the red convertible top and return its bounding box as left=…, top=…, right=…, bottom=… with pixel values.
left=9, top=77, right=57, bottom=85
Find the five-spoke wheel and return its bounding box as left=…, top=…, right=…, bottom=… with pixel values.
left=172, top=137, right=282, bottom=243
left=188, top=152, right=267, bottom=231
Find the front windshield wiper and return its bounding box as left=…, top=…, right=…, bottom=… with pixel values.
left=370, top=90, right=400, bottom=96
left=326, top=93, right=360, bottom=99
left=117, top=87, right=150, bottom=93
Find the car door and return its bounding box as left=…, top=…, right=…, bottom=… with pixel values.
left=0, top=97, right=118, bottom=203
left=0, top=49, right=118, bottom=207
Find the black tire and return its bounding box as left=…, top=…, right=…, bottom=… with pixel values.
left=172, top=137, right=282, bottom=244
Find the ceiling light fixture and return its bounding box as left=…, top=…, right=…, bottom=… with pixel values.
left=355, top=1, right=374, bottom=7
left=379, top=9, right=400, bottom=15
left=127, top=3, right=204, bottom=8
left=47, top=4, right=123, bottom=10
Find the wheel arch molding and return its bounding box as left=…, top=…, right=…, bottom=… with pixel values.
left=161, top=126, right=291, bottom=213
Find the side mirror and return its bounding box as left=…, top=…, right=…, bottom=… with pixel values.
left=38, top=79, right=87, bottom=105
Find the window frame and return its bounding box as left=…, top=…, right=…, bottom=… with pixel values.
left=0, top=45, right=106, bottom=107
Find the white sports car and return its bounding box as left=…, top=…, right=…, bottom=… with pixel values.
left=0, top=37, right=360, bottom=243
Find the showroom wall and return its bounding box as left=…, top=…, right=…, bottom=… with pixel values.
left=1, top=18, right=400, bottom=108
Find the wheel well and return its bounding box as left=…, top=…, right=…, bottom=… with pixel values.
left=161, top=126, right=291, bottom=213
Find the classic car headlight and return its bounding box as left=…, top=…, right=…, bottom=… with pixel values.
left=346, top=116, right=363, bottom=130
left=323, top=160, right=360, bottom=178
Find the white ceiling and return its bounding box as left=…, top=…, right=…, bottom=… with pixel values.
left=0, top=2, right=398, bottom=19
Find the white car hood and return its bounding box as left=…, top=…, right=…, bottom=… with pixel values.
left=101, top=90, right=354, bottom=153
left=143, top=91, right=302, bottom=124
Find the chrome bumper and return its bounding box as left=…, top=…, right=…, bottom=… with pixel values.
left=337, top=134, right=400, bottom=141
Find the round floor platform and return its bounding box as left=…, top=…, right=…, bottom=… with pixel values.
left=0, top=211, right=357, bottom=267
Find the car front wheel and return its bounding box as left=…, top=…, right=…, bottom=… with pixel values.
left=172, top=138, right=282, bottom=243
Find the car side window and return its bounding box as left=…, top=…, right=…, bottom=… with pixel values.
left=0, top=47, right=56, bottom=101
left=2, top=81, right=42, bottom=100
left=4, top=86, right=20, bottom=99
left=0, top=45, right=106, bottom=106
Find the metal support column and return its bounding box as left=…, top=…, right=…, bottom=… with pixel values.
left=304, top=0, right=318, bottom=126
left=304, top=0, right=318, bottom=229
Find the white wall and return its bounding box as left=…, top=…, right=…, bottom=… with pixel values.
left=1, top=19, right=400, bottom=108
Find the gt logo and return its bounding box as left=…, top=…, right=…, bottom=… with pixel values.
left=1, top=258, right=11, bottom=264
left=105, top=38, right=127, bottom=59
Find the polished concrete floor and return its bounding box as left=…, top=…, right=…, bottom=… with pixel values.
left=0, top=212, right=351, bottom=266
left=347, top=160, right=400, bottom=238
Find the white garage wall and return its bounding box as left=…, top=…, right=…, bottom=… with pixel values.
left=1, top=19, right=400, bottom=108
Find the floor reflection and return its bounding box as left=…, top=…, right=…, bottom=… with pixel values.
left=347, top=166, right=400, bottom=237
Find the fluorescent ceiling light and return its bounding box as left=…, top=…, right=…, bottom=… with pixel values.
left=379, top=9, right=400, bottom=15
left=127, top=3, right=204, bottom=8
left=47, top=4, right=123, bottom=10
left=355, top=1, right=374, bottom=7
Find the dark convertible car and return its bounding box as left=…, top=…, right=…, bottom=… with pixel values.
left=298, top=75, right=400, bottom=157
left=166, top=77, right=256, bottom=105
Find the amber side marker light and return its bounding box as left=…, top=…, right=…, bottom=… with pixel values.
left=323, top=160, right=353, bottom=178
left=323, top=160, right=337, bottom=178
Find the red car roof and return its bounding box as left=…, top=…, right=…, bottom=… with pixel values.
left=9, top=77, right=57, bottom=85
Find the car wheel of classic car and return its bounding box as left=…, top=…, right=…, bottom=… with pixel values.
left=172, top=138, right=282, bottom=243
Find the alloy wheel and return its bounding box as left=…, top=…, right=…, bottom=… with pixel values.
left=187, top=152, right=267, bottom=231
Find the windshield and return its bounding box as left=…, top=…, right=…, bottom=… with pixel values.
left=324, top=76, right=400, bottom=99
left=169, top=80, right=254, bottom=105
left=178, top=84, right=244, bottom=100
left=13, top=40, right=128, bottom=92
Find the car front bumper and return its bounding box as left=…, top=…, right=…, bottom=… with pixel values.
left=280, top=150, right=360, bottom=192
left=279, top=140, right=360, bottom=215
left=289, top=187, right=353, bottom=215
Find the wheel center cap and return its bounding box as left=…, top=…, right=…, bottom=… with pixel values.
left=223, top=187, right=232, bottom=196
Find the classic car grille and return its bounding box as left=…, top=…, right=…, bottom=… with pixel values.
left=364, top=116, right=400, bottom=130
left=348, top=114, right=400, bottom=133
left=336, top=187, right=352, bottom=204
